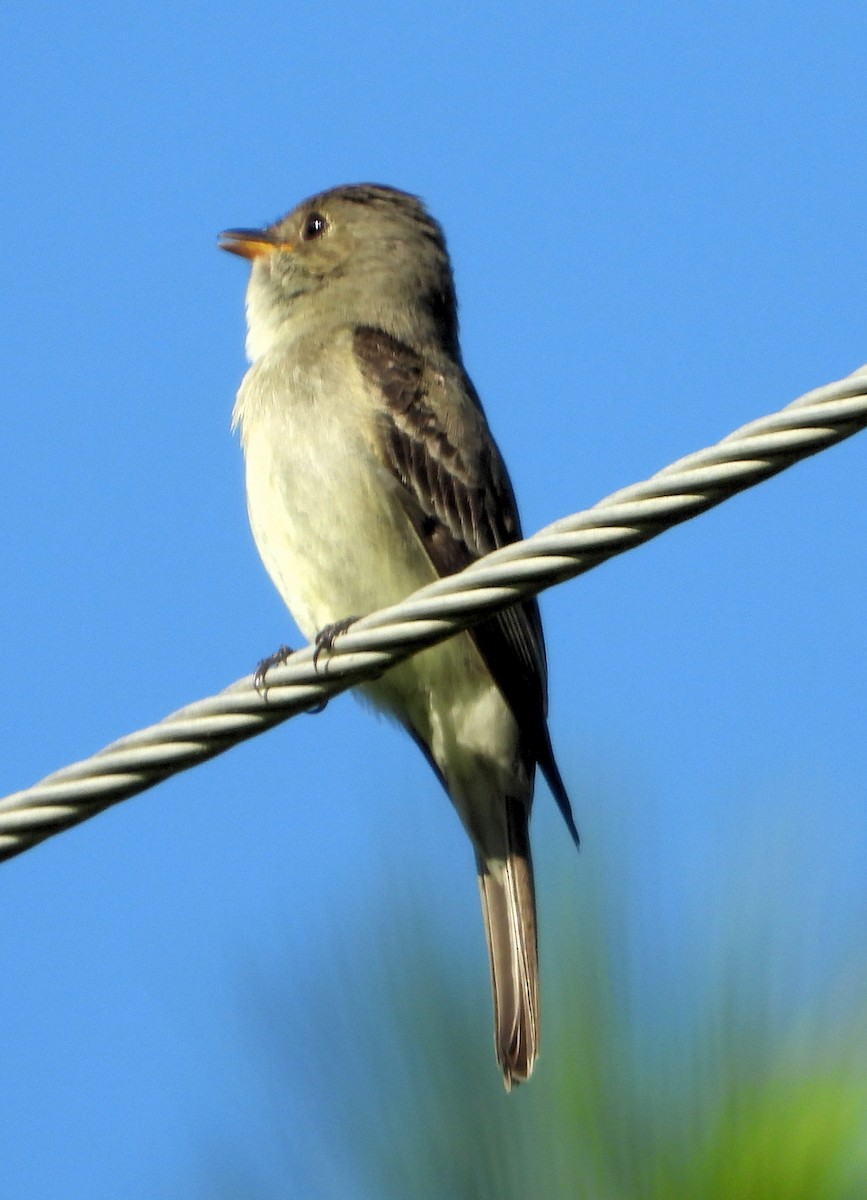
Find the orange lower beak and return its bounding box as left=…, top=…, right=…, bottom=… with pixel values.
left=218, top=228, right=292, bottom=260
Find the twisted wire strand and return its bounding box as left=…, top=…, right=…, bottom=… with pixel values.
left=2, top=364, right=866, bottom=864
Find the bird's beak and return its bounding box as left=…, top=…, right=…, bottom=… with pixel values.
left=218, top=228, right=293, bottom=260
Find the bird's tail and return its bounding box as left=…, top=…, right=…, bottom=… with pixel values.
left=477, top=800, right=539, bottom=1089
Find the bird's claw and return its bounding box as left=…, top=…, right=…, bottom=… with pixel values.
left=253, top=644, right=294, bottom=695
left=313, top=616, right=358, bottom=670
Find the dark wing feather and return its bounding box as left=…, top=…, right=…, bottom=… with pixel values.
left=353, top=326, right=578, bottom=843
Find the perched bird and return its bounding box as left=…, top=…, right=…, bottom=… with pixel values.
left=220, top=184, right=577, bottom=1087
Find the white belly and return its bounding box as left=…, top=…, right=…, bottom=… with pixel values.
left=236, top=355, right=523, bottom=857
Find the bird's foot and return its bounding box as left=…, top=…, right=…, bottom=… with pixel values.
left=313, top=616, right=358, bottom=670
left=253, top=644, right=294, bottom=695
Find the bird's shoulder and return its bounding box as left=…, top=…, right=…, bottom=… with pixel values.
left=351, top=324, right=523, bottom=558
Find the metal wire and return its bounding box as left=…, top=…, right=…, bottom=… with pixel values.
left=2, top=364, right=866, bottom=863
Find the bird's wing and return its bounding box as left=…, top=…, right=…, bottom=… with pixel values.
left=353, top=325, right=577, bottom=841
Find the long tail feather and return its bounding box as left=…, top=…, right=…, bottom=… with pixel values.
left=477, top=805, right=539, bottom=1088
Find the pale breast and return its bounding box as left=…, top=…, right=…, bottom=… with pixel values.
left=236, top=346, right=439, bottom=640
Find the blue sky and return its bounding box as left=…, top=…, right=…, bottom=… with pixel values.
left=2, top=3, right=866, bottom=1196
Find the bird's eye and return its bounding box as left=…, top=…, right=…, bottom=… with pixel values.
left=301, top=211, right=328, bottom=240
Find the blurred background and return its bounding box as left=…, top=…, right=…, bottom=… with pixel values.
left=2, top=3, right=866, bottom=1196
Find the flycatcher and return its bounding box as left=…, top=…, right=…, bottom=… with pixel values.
left=220, top=184, right=577, bottom=1087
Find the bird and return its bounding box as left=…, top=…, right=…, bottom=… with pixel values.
left=219, top=183, right=577, bottom=1087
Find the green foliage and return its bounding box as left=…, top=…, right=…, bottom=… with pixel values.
left=210, top=820, right=867, bottom=1198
